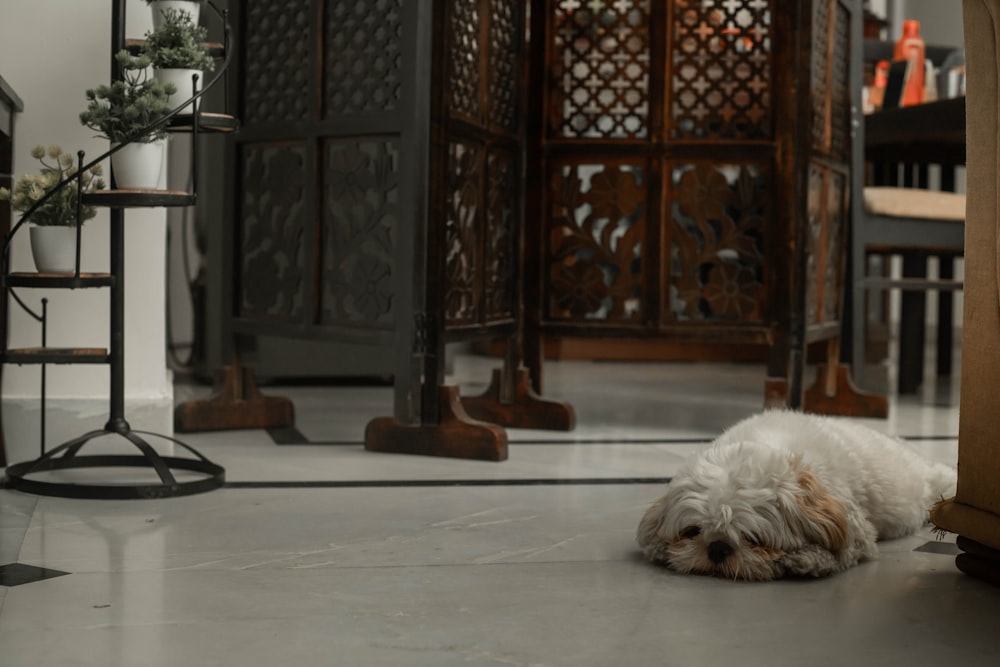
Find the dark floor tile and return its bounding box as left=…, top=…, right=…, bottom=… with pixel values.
left=0, top=562, right=70, bottom=587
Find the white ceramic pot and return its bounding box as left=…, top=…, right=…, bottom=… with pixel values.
left=111, top=140, right=166, bottom=190
left=155, top=68, right=201, bottom=112
left=150, top=0, right=201, bottom=30
left=30, top=225, right=78, bottom=274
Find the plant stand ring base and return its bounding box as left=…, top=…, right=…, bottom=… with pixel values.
left=4, top=428, right=225, bottom=499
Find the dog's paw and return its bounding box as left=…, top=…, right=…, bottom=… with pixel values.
left=778, top=545, right=844, bottom=578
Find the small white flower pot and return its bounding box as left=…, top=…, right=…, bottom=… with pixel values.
left=30, top=225, right=78, bottom=274
left=155, top=68, right=202, bottom=112
left=111, top=140, right=166, bottom=190
left=150, top=0, right=201, bottom=30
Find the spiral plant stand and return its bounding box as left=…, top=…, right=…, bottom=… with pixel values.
left=1, top=1, right=238, bottom=499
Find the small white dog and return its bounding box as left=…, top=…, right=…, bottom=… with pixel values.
left=637, top=411, right=956, bottom=580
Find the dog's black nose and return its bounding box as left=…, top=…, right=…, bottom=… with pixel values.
left=708, top=540, right=733, bottom=564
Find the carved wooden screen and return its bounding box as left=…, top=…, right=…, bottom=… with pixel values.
left=437, top=0, right=522, bottom=335
left=527, top=0, right=865, bottom=410
left=226, top=0, right=402, bottom=362
left=215, top=0, right=570, bottom=458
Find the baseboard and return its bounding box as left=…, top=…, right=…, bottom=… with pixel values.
left=2, top=397, right=173, bottom=466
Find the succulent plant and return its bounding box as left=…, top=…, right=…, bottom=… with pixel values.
left=0, top=145, right=105, bottom=226
left=79, top=51, right=177, bottom=144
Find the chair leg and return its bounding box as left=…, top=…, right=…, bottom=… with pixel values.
left=898, top=253, right=927, bottom=394
left=937, top=256, right=955, bottom=377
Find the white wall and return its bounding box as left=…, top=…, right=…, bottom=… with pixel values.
left=884, top=0, right=964, bottom=48
left=1, top=0, right=172, bottom=403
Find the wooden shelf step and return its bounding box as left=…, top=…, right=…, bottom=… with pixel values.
left=4, top=347, right=110, bottom=365
left=82, top=189, right=196, bottom=208
left=125, top=38, right=226, bottom=59
left=5, top=272, right=114, bottom=289
left=168, top=112, right=240, bottom=133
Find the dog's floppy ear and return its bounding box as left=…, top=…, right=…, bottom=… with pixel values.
left=794, top=469, right=849, bottom=553
left=636, top=495, right=671, bottom=550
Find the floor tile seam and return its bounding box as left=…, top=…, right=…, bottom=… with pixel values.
left=4, top=557, right=647, bottom=577
left=0, top=494, right=39, bottom=568
left=222, top=477, right=673, bottom=489
left=262, top=436, right=960, bottom=446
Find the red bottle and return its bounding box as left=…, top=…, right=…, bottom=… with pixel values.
left=894, top=20, right=926, bottom=106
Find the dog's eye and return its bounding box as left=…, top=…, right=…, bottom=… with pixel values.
left=680, top=526, right=701, bottom=539
left=743, top=533, right=762, bottom=547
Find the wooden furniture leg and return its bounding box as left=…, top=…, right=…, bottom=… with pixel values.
left=461, top=367, right=575, bottom=431
left=174, top=363, right=295, bottom=432
left=803, top=339, right=888, bottom=417
left=365, top=386, right=508, bottom=461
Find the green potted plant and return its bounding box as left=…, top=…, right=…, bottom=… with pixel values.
left=0, top=145, right=105, bottom=274
left=143, top=6, right=214, bottom=111
left=79, top=50, right=176, bottom=189
left=147, top=0, right=205, bottom=30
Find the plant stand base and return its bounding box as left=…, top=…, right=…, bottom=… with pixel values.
left=365, top=386, right=508, bottom=461
left=4, top=428, right=225, bottom=499
left=174, top=364, right=295, bottom=432
left=803, top=363, right=889, bottom=418
left=461, top=368, right=575, bottom=431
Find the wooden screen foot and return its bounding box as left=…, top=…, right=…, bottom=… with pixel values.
left=803, top=363, right=888, bottom=418
left=175, top=365, right=295, bottom=432
left=365, top=386, right=508, bottom=461
left=763, top=377, right=791, bottom=410
left=461, top=368, right=575, bottom=431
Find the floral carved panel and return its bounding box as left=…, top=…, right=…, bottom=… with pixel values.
left=243, top=0, right=312, bottom=125
left=484, top=149, right=517, bottom=321
left=669, top=0, right=772, bottom=140
left=805, top=165, right=846, bottom=326
left=239, top=143, right=308, bottom=321
left=806, top=167, right=824, bottom=325
left=324, top=0, right=403, bottom=117
left=545, top=162, right=645, bottom=322
left=549, top=0, right=651, bottom=139
left=320, top=140, right=398, bottom=328
left=444, top=140, right=483, bottom=325
left=669, top=162, right=766, bottom=322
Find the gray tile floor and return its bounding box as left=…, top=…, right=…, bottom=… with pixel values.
left=1, top=352, right=997, bottom=666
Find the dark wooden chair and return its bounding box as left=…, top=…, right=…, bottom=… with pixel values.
left=851, top=86, right=966, bottom=394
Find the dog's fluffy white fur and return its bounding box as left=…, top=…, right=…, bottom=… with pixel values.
left=637, top=411, right=956, bottom=580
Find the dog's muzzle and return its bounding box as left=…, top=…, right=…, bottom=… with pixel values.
left=708, top=540, right=733, bottom=564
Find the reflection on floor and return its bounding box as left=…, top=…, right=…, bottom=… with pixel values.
left=2, top=353, right=997, bottom=666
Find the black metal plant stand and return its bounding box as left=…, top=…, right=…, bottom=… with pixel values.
left=2, top=0, right=235, bottom=498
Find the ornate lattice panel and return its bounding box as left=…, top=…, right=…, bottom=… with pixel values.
left=810, top=0, right=851, bottom=160
left=320, top=140, right=399, bottom=328
left=243, top=0, right=312, bottom=125
left=810, top=0, right=831, bottom=152
left=323, top=0, right=403, bottom=116
left=669, top=0, right=772, bottom=140
left=545, top=162, right=646, bottom=322
left=449, top=0, right=482, bottom=122
left=669, top=162, right=766, bottom=322
left=549, top=0, right=651, bottom=139
left=484, top=149, right=518, bottom=320
left=444, top=140, right=484, bottom=325
left=239, top=143, right=308, bottom=320
left=488, top=0, right=521, bottom=130
left=828, top=2, right=851, bottom=160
